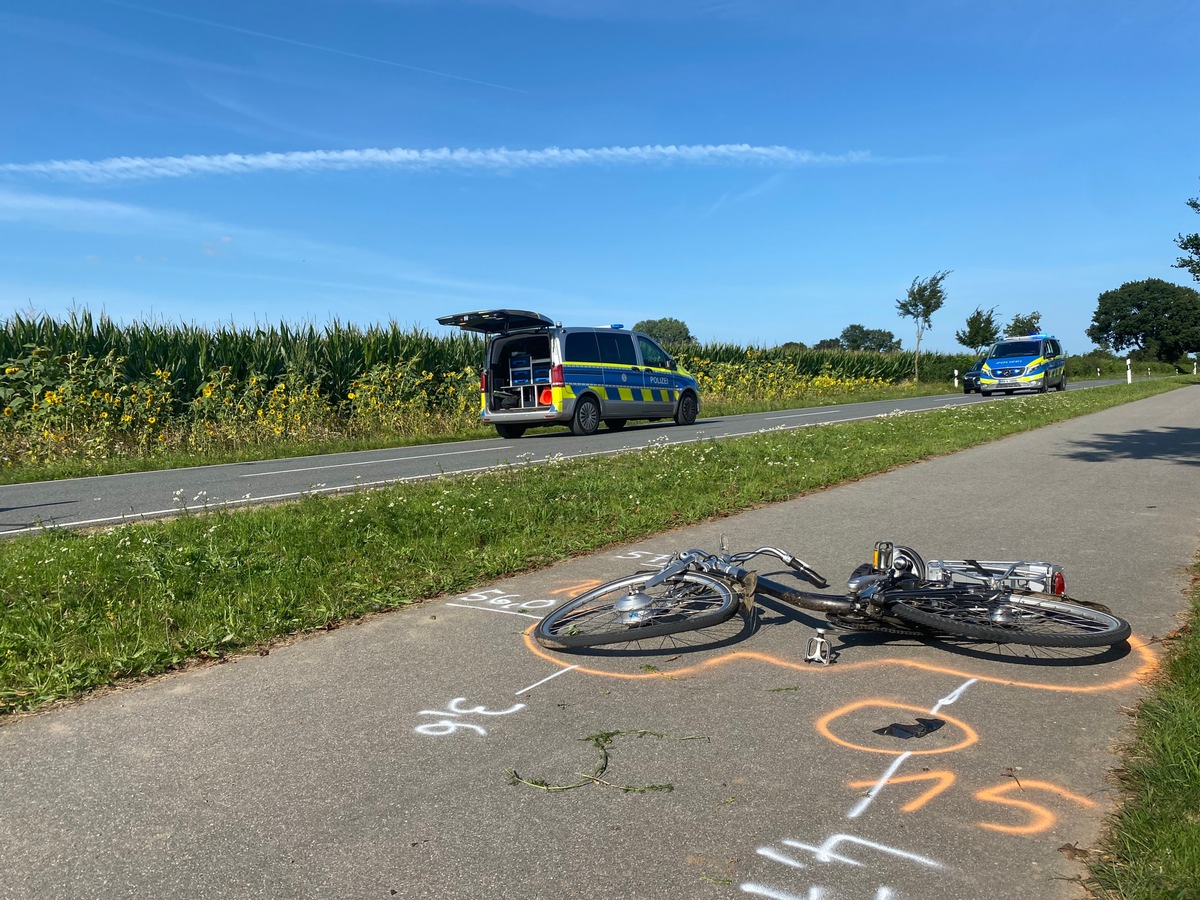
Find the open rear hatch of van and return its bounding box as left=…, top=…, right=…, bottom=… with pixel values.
left=437, top=310, right=554, bottom=334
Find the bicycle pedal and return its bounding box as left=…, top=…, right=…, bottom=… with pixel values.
left=804, top=628, right=835, bottom=666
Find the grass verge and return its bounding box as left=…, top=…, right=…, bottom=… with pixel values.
left=0, top=377, right=1194, bottom=718
left=1086, top=559, right=1200, bottom=899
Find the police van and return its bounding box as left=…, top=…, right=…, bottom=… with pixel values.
left=978, top=334, right=1067, bottom=396
left=437, top=309, right=701, bottom=438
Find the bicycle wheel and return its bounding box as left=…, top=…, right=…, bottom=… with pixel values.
left=887, top=588, right=1131, bottom=647
left=534, top=572, right=739, bottom=649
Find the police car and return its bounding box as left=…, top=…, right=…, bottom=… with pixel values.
left=978, top=334, right=1067, bottom=397
left=436, top=309, right=701, bottom=438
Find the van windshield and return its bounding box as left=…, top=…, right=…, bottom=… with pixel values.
left=990, top=340, right=1040, bottom=358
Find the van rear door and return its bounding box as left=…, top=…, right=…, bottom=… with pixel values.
left=437, top=310, right=554, bottom=334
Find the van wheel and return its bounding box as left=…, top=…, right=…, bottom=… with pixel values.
left=1037, top=375, right=1048, bottom=394
left=495, top=424, right=526, bottom=439
left=1057, top=374, right=1068, bottom=392
left=674, top=392, right=698, bottom=426
left=571, top=397, right=601, bottom=436
left=981, top=390, right=992, bottom=397
left=605, top=419, right=627, bottom=432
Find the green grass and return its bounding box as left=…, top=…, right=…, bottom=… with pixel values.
left=1086, top=560, right=1200, bottom=899
left=0, top=377, right=1194, bottom=719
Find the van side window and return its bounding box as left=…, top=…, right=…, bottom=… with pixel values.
left=565, top=331, right=602, bottom=363
left=597, top=332, right=637, bottom=366
left=1047, top=340, right=1060, bottom=356
left=636, top=335, right=672, bottom=369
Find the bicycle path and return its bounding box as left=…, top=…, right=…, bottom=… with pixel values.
left=1, top=386, right=1196, bottom=899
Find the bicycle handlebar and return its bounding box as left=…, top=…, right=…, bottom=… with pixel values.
left=727, top=547, right=830, bottom=589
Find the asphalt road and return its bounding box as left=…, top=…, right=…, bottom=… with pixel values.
left=0, top=379, right=1124, bottom=536
left=1, top=383, right=1196, bottom=899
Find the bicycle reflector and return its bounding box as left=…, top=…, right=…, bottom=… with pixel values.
left=1051, top=570, right=1066, bottom=595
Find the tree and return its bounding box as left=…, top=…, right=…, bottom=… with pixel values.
left=1175, top=180, right=1200, bottom=282
left=1086, top=278, right=1200, bottom=362
left=839, top=324, right=902, bottom=352
left=632, top=317, right=694, bottom=344
left=1005, top=311, right=1042, bottom=336
left=776, top=340, right=808, bottom=352
left=813, top=337, right=843, bottom=351
left=895, top=270, right=951, bottom=380
left=955, top=306, right=1000, bottom=355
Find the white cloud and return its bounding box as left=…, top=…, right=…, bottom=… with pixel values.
left=0, top=188, right=167, bottom=230
left=0, top=143, right=876, bottom=184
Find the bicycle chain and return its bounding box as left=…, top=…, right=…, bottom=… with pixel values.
left=824, top=613, right=928, bottom=637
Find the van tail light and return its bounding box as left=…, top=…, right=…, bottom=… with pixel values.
left=1051, top=571, right=1066, bottom=595
left=550, top=364, right=564, bottom=385
left=479, top=370, right=488, bottom=393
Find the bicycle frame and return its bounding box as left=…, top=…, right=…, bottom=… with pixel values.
left=635, top=547, right=853, bottom=617
left=532, top=539, right=1132, bottom=653
left=626, top=544, right=1074, bottom=622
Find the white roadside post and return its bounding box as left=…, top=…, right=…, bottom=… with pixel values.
left=1126, top=357, right=1132, bottom=384
left=953, top=369, right=959, bottom=388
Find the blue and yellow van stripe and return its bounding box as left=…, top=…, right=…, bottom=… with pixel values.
left=560, top=384, right=680, bottom=403
left=480, top=359, right=691, bottom=413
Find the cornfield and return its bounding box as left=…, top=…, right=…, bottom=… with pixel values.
left=0, top=310, right=484, bottom=403
left=0, top=312, right=980, bottom=473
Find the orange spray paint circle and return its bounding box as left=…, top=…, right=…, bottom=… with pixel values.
left=815, top=699, right=979, bottom=756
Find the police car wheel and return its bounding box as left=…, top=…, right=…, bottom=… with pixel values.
left=674, top=393, right=698, bottom=426
left=605, top=419, right=628, bottom=432
left=571, top=396, right=601, bottom=436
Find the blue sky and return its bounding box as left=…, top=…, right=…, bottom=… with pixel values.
left=1, top=0, right=1197, bottom=354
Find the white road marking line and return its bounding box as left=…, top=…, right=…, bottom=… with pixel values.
left=515, top=667, right=579, bottom=694
left=238, top=445, right=499, bottom=477
left=763, top=409, right=848, bottom=421
left=444, top=603, right=543, bottom=619
left=931, top=678, right=978, bottom=716
left=847, top=752, right=913, bottom=820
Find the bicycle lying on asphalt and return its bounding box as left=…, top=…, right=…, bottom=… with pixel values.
left=532, top=541, right=1132, bottom=654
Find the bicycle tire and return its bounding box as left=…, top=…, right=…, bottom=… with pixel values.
left=887, top=588, right=1131, bottom=647
left=534, top=572, right=739, bottom=649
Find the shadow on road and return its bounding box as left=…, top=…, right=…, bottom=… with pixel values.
left=1061, top=425, right=1200, bottom=467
